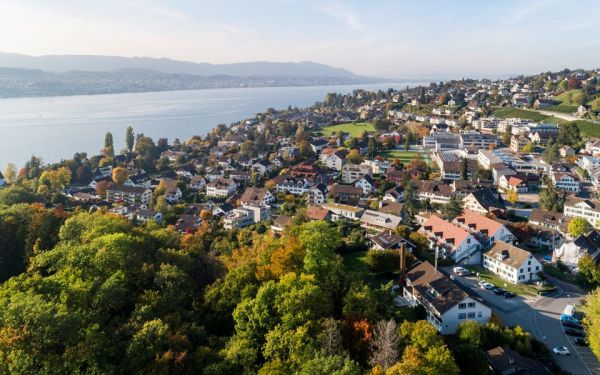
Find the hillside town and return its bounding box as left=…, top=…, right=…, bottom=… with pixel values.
left=3, top=67, right=600, bottom=374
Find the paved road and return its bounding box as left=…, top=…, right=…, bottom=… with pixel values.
left=535, top=109, right=600, bottom=124
left=448, top=271, right=600, bottom=374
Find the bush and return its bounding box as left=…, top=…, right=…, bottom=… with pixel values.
left=365, top=249, right=399, bottom=274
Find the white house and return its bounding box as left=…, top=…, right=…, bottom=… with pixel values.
left=321, top=202, right=364, bottom=221
left=188, top=175, right=207, bottom=191
left=240, top=187, right=275, bottom=208
left=341, top=164, right=372, bottom=184
left=418, top=215, right=482, bottom=264
left=404, top=261, right=491, bottom=335
left=306, top=184, right=327, bottom=206
left=206, top=178, right=237, bottom=198
left=563, top=197, right=600, bottom=227
left=106, top=184, right=152, bottom=205
left=355, top=175, right=375, bottom=194
left=320, top=149, right=348, bottom=171
left=553, top=230, right=600, bottom=270
left=551, top=172, right=580, bottom=193
left=483, top=241, right=542, bottom=283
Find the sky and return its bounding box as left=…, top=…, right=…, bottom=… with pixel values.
left=1, top=0, right=599, bottom=79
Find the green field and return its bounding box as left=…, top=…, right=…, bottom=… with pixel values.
left=546, top=104, right=578, bottom=114
left=493, top=107, right=549, bottom=122
left=378, top=150, right=430, bottom=164
left=555, top=89, right=585, bottom=105
left=320, top=122, right=375, bottom=137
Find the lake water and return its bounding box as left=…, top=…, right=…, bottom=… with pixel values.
left=0, top=82, right=423, bottom=168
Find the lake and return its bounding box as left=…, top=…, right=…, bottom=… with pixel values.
left=0, top=82, right=423, bottom=168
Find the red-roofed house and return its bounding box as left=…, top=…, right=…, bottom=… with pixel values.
left=453, top=210, right=516, bottom=246
left=418, top=215, right=482, bottom=264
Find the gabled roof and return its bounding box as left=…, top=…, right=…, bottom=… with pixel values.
left=468, top=188, right=506, bottom=211
left=306, top=206, right=331, bottom=221
left=240, top=187, right=271, bottom=205
left=371, top=231, right=412, bottom=250
left=406, top=261, right=476, bottom=314
left=485, top=240, right=533, bottom=269
left=573, top=230, right=600, bottom=254
left=454, top=209, right=505, bottom=237
left=419, top=215, right=470, bottom=247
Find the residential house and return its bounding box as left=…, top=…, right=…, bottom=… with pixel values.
left=135, top=209, right=163, bottom=225
left=510, top=135, right=530, bottom=154
left=341, top=164, right=372, bottom=184
left=560, top=145, right=576, bottom=157
left=563, top=197, right=600, bottom=227
left=223, top=205, right=269, bottom=229
left=271, top=215, right=291, bottom=234
left=370, top=231, right=414, bottom=251
left=252, top=159, right=273, bottom=176
left=415, top=181, right=453, bottom=205
left=551, top=172, right=580, bottom=193
left=273, top=175, right=311, bottom=195
left=160, top=179, right=183, bottom=203
left=328, top=184, right=364, bottom=204
left=378, top=201, right=404, bottom=217
left=462, top=188, right=506, bottom=215
left=310, top=139, right=329, bottom=153
left=404, top=261, right=491, bottom=334
left=320, top=149, right=348, bottom=171
left=240, top=187, right=275, bottom=207
left=453, top=210, right=516, bottom=246
left=106, top=184, right=152, bottom=205
left=585, top=138, right=600, bottom=155
left=355, top=175, right=375, bottom=194
left=360, top=210, right=402, bottom=232
left=553, top=230, right=600, bottom=269
left=321, top=202, right=364, bottom=221
left=362, top=159, right=391, bottom=175
left=306, top=184, right=327, bottom=206
left=486, top=347, right=546, bottom=375
left=188, top=176, right=207, bottom=191
left=529, top=209, right=564, bottom=230
left=229, top=170, right=251, bottom=182
left=206, top=178, right=237, bottom=198
left=175, top=214, right=202, bottom=234
left=383, top=186, right=404, bottom=202
left=483, top=241, right=542, bottom=283
left=306, top=206, right=332, bottom=221
left=418, top=215, right=482, bottom=264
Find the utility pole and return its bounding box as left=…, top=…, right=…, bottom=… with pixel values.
left=399, top=243, right=406, bottom=286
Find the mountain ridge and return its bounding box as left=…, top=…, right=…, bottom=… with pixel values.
left=0, top=52, right=368, bottom=78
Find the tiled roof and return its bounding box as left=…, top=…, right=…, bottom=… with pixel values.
left=485, top=240, right=532, bottom=269
left=454, top=209, right=503, bottom=237
left=419, top=215, right=470, bottom=248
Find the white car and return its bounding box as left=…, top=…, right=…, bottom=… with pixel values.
left=553, top=346, right=570, bottom=355
left=453, top=266, right=472, bottom=276
left=479, top=282, right=495, bottom=290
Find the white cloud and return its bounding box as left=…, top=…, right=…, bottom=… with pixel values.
left=314, top=1, right=364, bottom=31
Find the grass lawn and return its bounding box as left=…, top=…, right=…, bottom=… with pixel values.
left=466, top=266, right=554, bottom=296
left=493, top=107, right=549, bottom=122
left=555, top=89, right=584, bottom=105
left=378, top=150, right=430, bottom=164
left=571, top=120, right=600, bottom=138
left=321, top=122, right=375, bottom=137
left=343, top=250, right=396, bottom=288
left=546, top=104, right=578, bottom=114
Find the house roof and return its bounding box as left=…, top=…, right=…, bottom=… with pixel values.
left=371, top=231, right=412, bottom=250
left=485, top=240, right=533, bottom=269
left=306, top=206, right=331, bottom=221
left=240, top=187, right=270, bottom=205
left=468, top=188, right=506, bottom=211
left=406, top=261, right=475, bottom=314
left=486, top=347, right=546, bottom=375
left=329, top=184, right=363, bottom=195
left=529, top=208, right=563, bottom=226
left=107, top=183, right=149, bottom=194
left=419, top=215, right=470, bottom=247
left=360, top=210, right=402, bottom=229
left=573, top=230, right=600, bottom=254
left=379, top=201, right=403, bottom=216
left=565, top=197, right=600, bottom=210
left=454, top=209, right=504, bottom=237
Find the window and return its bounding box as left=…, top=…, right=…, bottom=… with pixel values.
left=467, top=238, right=471, bottom=244
left=458, top=313, right=466, bottom=320
left=458, top=303, right=466, bottom=309
left=468, top=312, right=476, bottom=319
left=477, top=311, right=482, bottom=318
left=536, top=266, right=539, bottom=271
left=468, top=302, right=476, bottom=308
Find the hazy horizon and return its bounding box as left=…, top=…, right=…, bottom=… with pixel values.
left=1, top=0, right=599, bottom=79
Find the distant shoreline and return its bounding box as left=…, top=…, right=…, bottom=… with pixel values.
left=0, top=81, right=417, bottom=101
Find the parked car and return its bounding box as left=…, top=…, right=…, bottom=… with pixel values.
left=479, top=282, right=495, bottom=290
left=562, top=320, right=582, bottom=329
left=552, top=346, right=570, bottom=355
left=503, top=291, right=516, bottom=298
left=561, top=314, right=580, bottom=324
left=453, top=266, right=472, bottom=276
left=573, top=338, right=588, bottom=346
left=493, top=287, right=506, bottom=295
left=564, top=328, right=585, bottom=337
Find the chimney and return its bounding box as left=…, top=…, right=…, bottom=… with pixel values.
left=399, top=243, right=407, bottom=286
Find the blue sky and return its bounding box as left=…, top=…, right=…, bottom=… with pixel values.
left=1, top=0, right=599, bottom=78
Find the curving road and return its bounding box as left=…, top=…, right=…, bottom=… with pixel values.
left=447, top=270, right=600, bottom=374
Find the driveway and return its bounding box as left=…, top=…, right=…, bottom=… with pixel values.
left=447, top=270, right=600, bottom=374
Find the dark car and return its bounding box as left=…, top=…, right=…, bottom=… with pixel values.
left=562, top=320, right=583, bottom=329
left=503, top=291, right=516, bottom=298
left=573, top=338, right=588, bottom=346
left=493, top=287, right=506, bottom=295
left=564, top=328, right=585, bottom=337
